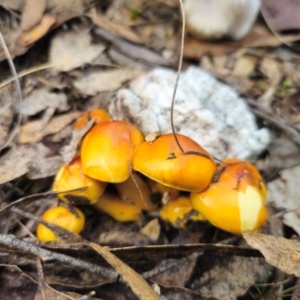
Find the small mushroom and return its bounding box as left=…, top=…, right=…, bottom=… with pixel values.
left=36, top=206, right=85, bottom=242
left=81, top=120, right=144, bottom=183
left=190, top=158, right=267, bottom=234
left=53, top=155, right=107, bottom=204
left=93, top=192, right=142, bottom=222
left=132, top=133, right=216, bottom=192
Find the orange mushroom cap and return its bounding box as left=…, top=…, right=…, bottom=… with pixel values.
left=132, top=133, right=216, bottom=192
left=73, top=109, right=110, bottom=129
left=215, top=158, right=267, bottom=201
left=81, top=121, right=144, bottom=183
left=36, top=206, right=85, bottom=242
left=53, top=156, right=107, bottom=204
left=190, top=158, right=267, bottom=234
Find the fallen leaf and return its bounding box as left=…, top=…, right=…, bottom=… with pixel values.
left=98, top=231, right=151, bottom=247
left=232, top=55, right=256, bottom=77
left=22, top=89, right=69, bottom=117
left=192, top=254, right=266, bottom=299
left=243, top=232, right=300, bottom=277
left=49, top=27, right=106, bottom=73
left=94, top=27, right=171, bottom=67
left=21, top=0, right=47, bottom=31
left=0, top=264, right=37, bottom=300
left=140, top=219, right=160, bottom=242
left=18, top=111, right=80, bottom=143
left=184, top=24, right=300, bottom=60
left=50, top=125, right=72, bottom=143
left=0, top=143, right=50, bottom=184
left=268, top=164, right=300, bottom=235
left=89, top=242, right=161, bottom=300
left=0, top=105, right=13, bottom=148
left=278, top=90, right=300, bottom=130
left=74, top=69, right=143, bottom=95
left=27, top=155, right=63, bottom=179
left=160, top=285, right=218, bottom=300
left=89, top=8, right=143, bottom=44
left=19, top=14, right=56, bottom=47
left=60, top=119, right=94, bottom=163
left=35, top=257, right=74, bottom=300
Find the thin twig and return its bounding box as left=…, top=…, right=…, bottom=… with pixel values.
left=248, top=99, right=300, bottom=146
left=170, top=0, right=186, bottom=153
left=0, top=31, right=22, bottom=151
left=168, top=0, right=219, bottom=164
left=0, top=187, right=87, bottom=217
left=0, top=234, right=118, bottom=280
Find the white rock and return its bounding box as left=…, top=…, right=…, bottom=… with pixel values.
left=109, top=66, right=271, bottom=160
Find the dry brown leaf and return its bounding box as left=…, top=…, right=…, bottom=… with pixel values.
left=50, top=125, right=72, bottom=143
left=98, top=231, right=151, bottom=247
left=21, top=0, right=47, bottom=31
left=260, top=57, right=281, bottom=84
left=278, top=90, right=300, bottom=130
left=49, top=27, right=106, bottom=73
left=184, top=24, right=299, bottom=60
left=60, top=119, right=94, bottom=163
left=94, top=28, right=170, bottom=67
left=232, top=56, right=256, bottom=77
left=0, top=143, right=50, bottom=184
left=0, top=264, right=37, bottom=299
left=89, top=8, right=143, bottom=44
left=89, top=242, right=160, bottom=300
left=35, top=257, right=74, bottom=300
left=268, top=164, right=300, bottom=235
left=140, top=219, right=161, bottom=242
left=192, top=254, right=266, bottom=299
left=22, top=89, right=69, bottom=117
left=243, top=232, right=300, bottom=277
left=74, top=69, right=144, bottom=95
left=34, top=280, right=74, bottom=300
left=27, top=155, right=63, bottom=179
left=18, top=111, right=80, bottom=143
left=19, top=14, right=56, bottom=47
left=0, top=105, right=13, bottom=148
left=0, top=0, right=94, bottom=62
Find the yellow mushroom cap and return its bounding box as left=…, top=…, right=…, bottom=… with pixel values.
left=36, top=206, right=85, bottom=242
left=190, top=159, right=267, bottom=234
left=53, top=156, right=107, bottom=204
left=217, top=158, right=267, bottom=201
left=81, top=121, right=144, bottom=183
left=93, top=192, right=142, bottom=222
left=132, top=133, right=216, bottom=192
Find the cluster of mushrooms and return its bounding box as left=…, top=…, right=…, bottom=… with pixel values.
left=36, top=109, right=268, bottom=242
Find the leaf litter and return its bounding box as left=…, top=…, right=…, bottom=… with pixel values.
left=1, top=0, right=300, bottom=299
